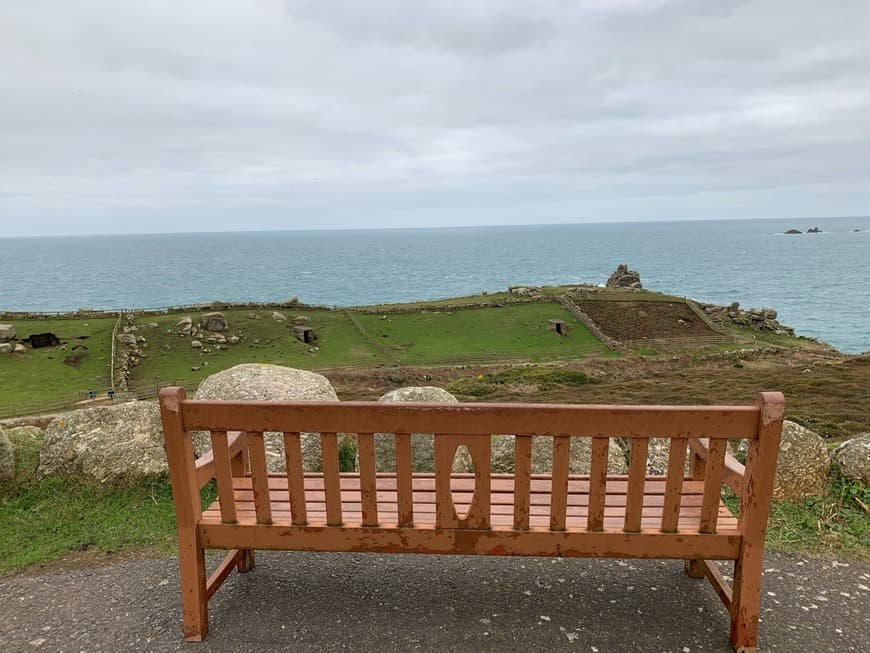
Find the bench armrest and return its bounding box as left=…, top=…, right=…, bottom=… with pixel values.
left=194, top=431, right=248, bottom=489
left=688, top=437, right=745, bottom=494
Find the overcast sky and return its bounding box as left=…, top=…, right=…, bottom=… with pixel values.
left=2, top=1, right=869, bottom=236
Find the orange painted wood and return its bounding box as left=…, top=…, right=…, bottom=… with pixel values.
left=513, top=436, right=532, bottom=530
left=700, top=438, right=727, bottom=534
left=661, top=437, right=688, bottom=532
left=195, top=431, right=248, bottom=489
left=158, top=387, right=208, bottom=641
left=624, top=438, right=649, bottom=532
left=699, top=559, right=733, bottom=610
left=181, top=401, right=759, bottom=439
left=246, top=431, right=272, bottom=525
left=395, top=433, right=414, bottom=527
left=550, top=436, right=570, bottom=531
left=160, top=388, right=785, bottom=649
left=434, top=435, right=491, bottom=529
left=209, top=431, right=237, bottom=524
left=198, top=522, right=741, bottom=559
left=320, top=432, right=343, bottom=527
left=586, top=437, right=609, bottom=531
left=357, top=433, right=379, bottom=527
left=689, top=437, right=746, bottom=493
left=282, top=432, right=307, bottom=526
left=730, top=392, right=785, bottom=651
left=206, top=549, right=244, bottom=600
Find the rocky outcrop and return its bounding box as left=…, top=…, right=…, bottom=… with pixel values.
left=491, top=436, right=628, bottom=474
left=0, top=430, right=14, bottom=481
left=832, top=434, right=870, bottom=485
left=771, top=421, right=831, bottom=501
left=701, top=302, right=795, bottom=337
left=0, top=324, right=16, bottom=342
left=37, top=402, right=167, bottom=484
left=3, top=425, right=43, bottom=440
left=200, top=312, right=228, bottom=332
left=374, top=387, right=470, bottom=472
left=192, top=364, right=340, bottom=472
left=605, top=264, right=642, bottom=289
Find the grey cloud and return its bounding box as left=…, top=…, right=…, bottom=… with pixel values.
left=1, top=0, right=869, bottom=235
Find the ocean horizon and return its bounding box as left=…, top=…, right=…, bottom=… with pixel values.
left=1, top=217, right=868, bottom=353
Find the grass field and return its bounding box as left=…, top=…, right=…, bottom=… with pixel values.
left=0, top=317, right=116, bottom=410
left=354, top=303, right=610, bottom=364
left=127, top=309, right=391, bottom=389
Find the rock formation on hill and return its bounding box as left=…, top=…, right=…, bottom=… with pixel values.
left=605, top=264, right=642, bottom=289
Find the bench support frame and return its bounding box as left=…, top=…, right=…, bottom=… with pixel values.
left=160, top=388, right=784, bottom=650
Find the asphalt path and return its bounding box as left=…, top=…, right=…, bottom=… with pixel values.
left=1, top=552, right=868, bottom=652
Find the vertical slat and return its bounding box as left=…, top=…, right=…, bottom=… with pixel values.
left=513, top=435, right=532, bottom=530
left=282, top=432, right=307, bottom=525
left=395, top=433, right=414, bottom=527
left=699, top=438, right=727, bottom=533
left=321, top=432, right=343, bottom=527
left=549, top=436, right=570, bottom=531
left=209, top=430, right=237, bottom=523
left=661, top=437, right=688, bottom=532
left=624, top=438, right=649, bottom=532
left=586, top=437, right=610, bottom=531
left=357, top=432, right=379, bottom=527
left=247, top=431, right=272, bottom=525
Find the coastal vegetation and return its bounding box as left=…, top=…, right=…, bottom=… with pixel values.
left=1, top=285, right=867, bottom=572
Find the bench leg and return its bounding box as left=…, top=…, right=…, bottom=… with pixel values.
left=178, top=528, right=208, bottom=642
left=684, top=559, right=705, bottom=578
left=729, top=544, right=763, bottom=653
left=237, top=549, right=256, bottom=573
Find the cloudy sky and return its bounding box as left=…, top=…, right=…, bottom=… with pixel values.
left=2, top=1, right=869, bottom=236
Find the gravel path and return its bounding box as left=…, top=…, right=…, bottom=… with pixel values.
left=1, top=552, right=868, bottom=652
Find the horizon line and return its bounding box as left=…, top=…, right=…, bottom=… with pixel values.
left=1, top=214, right=869, bottom=240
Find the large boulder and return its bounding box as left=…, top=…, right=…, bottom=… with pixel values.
left=491, top=435, right=628, bottom=474
left=374, top=387, right=471, bottom=472
left=0, top=430, right=14, bottom=481
left=772, top=421, right=830, bottom=501
left=200, top=312, right=228, bottom=332
left=37, top=402, right=166, bottom=484
left=831, top=434, right=870, bottom=485
left=3, top=425, right=43, bottom=440
left=192, top=364, right=340, bottom=472
left=0, top=324, right=16, bottom=342
left=116, top=333, right=137, bottom=346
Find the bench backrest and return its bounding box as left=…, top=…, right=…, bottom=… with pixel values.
left=159, top=388, right=784, bottom=537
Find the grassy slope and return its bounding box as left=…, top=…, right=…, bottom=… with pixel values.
left=354, top=303, right=610, bottom=364
left=0, top=317, right=116, bottom=409
left=128, top=309, right=390, bottom=389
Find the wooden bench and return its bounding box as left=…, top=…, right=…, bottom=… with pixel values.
left=159, top=388, right=784, bottom=652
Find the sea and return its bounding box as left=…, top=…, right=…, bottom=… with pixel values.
left=1, top=217, right=868, bottom=353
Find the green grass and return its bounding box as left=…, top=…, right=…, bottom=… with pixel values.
left=128, top=309, right=390, bottom=388
left=0, top=429, right=214, bottom=571
left=354, top=303, right=609, bottom=365
left=447, top=366, right=596, bottom=397
left=0, top=317, right=116, bottom=410
left=723, top=478, right=870, bottom=560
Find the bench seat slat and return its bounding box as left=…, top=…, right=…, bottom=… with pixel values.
left=205, top=473, right=738, bottom=534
